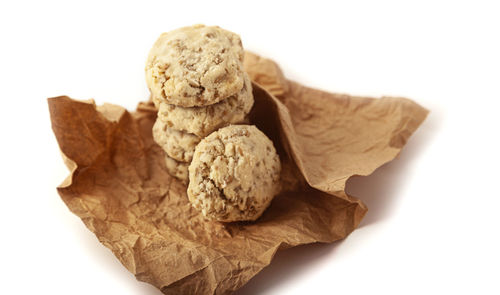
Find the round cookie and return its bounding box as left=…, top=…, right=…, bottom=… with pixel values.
left=164, top=154, right=189, bottom=183
left=187, top=125, right=281, bottom=222
left=146, top=24, right=245, bottom=107
left=152, top=118, right=201, bottom=162
left=156, top=73, right=253, bottom=137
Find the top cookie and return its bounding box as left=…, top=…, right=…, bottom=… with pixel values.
left=146, top=24, right=245, bottom=107
left=187, top=125, right=281, bottom=222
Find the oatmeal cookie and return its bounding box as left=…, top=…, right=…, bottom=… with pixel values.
left=164, top=154, right=189, bottom=183
left=156, top=73, right=253, bottom=137
left=188, top=125, right=281, bottom=222
left=146, top=24, right=245, bottom=107
left=152, top=118, right=201, bottom=162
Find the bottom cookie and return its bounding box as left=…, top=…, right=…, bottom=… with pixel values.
left=164, top=155, right=189, bottom=183
left=153, top=116, right=252, bottom=163
left=153, top=118, right=201, bottom=162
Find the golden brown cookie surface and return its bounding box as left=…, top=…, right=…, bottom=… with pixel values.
left=146, top=24, right=245, bottom=107
left=188, top=125, right=281, bottom=222
left=156, top=74, right=253, bottom=137
left=152, top=118, right=201, bottom=162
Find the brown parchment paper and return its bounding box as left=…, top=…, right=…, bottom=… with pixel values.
left=48, top=52, right=428, bottom=295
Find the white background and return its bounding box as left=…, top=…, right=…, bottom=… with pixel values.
left=1, top=0, right=499, bottom=294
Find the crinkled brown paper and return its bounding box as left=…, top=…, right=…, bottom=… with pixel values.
left=48, top=52, right=428, bottom=294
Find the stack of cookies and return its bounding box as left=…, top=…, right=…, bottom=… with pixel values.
left=145, top=25, right=254, bottom=183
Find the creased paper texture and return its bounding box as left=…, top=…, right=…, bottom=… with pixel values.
left=48, top=52, right=428, bottom=294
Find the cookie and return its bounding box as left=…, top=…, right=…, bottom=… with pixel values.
left=156, top=73, right=253, bottom=137
left=164, top=154, right=189, bottom=183
left=187, top=125, right=281, bottom=222
left=152, top=118, right=201, bottom=162
left=146, top=24, right=245, bottom=107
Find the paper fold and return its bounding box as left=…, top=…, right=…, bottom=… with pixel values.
left=48, top=52, right=428, bottom=294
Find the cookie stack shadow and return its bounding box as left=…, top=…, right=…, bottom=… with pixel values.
left=146, top=25, right=254, bottom=183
